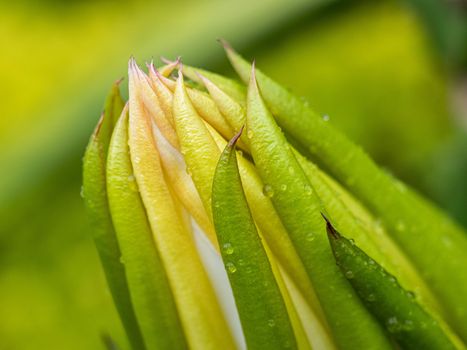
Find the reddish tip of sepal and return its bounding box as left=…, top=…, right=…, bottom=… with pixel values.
left=228, top=126, right=244, bottom=148
left=321, top=213, right=340, bottom=239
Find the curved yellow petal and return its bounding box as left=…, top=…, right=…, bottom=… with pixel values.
left=128, top=61, right=179, bottom=149
left=128, top=59, right=235, bottom=350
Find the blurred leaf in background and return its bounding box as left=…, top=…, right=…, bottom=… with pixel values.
left=0, top=0, right=465, bottom=349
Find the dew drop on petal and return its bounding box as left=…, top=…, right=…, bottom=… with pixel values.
left=127, top=175, right=138, bottom=192
left=396, top=221, right=406, bottom=232
left=403, top=319, right=414, bottom=331
left=263, top=184, right=274, bottom=198
left=222, top=243, right=234, bottom=255
left=386, top=316, right=400, bottom=333
left=225, top=262, right=237, bottom=274
left=345, top=271, right=354, bottom=279
left=280, top=184, right=287, bottom=191
left=442, top=235, right=453, bottom=248
left=306, top=233, right=315, bottom=242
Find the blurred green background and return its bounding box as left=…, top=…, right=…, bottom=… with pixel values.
left=0, top=0, right=466, bottom=349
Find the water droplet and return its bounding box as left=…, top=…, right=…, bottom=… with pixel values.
left=322, top=114, right=330, bottom=121
left=402, top=319, right=414, bottom=331
left=388, top=276, right=396, bottom=284
left=349, top=239, right=355, bottom=245
left=406, top=291, right=415, bottom=299
left=267, top=319, right=276, bottom=327
left=303, top=184, right=313, bottom=195
left=247, top=130, right=254, bottom=139
left=263, top=184, right=274, bottom=198
left=396, top=221, right=406, bottom=232
left=395, top=181, right=407, bottom=193
left=280, top=184, right=287, bottom=191
left=373, top=219, right=384, bottom=233
left=80, top=186, right=85, bottom=198
left=386, top=316, right=400, bottom=333
left=119, top=256, right=126, bottom=264
left=367, top=293, right=376, bottom=302
left=442, top=235, right=453, bottom=248
left=127, top=175, right=138, bottom=192
left=222, top=243, right=234, bottom=255
left=306, top=233, right=315, bottom=242
left=345, top=271, right=354, bottom=279
left=225, top=262, right=237, bottom=274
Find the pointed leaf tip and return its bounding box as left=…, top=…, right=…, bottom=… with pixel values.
left=228, top=126, right=244, bottom=148
left=321, top=214, right=340, bottom=239
left=217, top=38, right=233, bottom=51
left=115, top=77, right=124, bottom=86
left=93, top=111, right=106, bottom=137
left=160, top=56, right=181, bottom=65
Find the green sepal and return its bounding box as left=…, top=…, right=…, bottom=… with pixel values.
left=106, top=108, right=188, bottom=350
left=82, top=83, right=145, bottom=350
left=225, top=44, right=467, bottom=341
left=325, top=217, right=459, bottom=350
left=212, top=129, right=298, bottom=350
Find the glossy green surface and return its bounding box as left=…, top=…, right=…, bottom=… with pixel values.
left=82, top=86, right=144, bottom=350
left=107, top=109, right=187, bottom=349
left=212, top=131, right=297, bottom=350
left=245, top=65, right=391, bottom=349
left=226, top=46, right=467, bottom=342
left=325, top=217, right=457, bottom=350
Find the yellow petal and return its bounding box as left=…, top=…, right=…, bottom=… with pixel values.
left=128, top=59, right=235, bottom=350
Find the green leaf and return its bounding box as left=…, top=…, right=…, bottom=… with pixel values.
left=82, top=83, right=145, bottom=350
left=245, top=64, right=392, bottom=349
left=325, top=216, right=459, bottom=350
left=212, top=130, right=298, bottom=350
left=106, top=106, right=187, bottom=350
left=225, top=44, right=467, bottom=341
